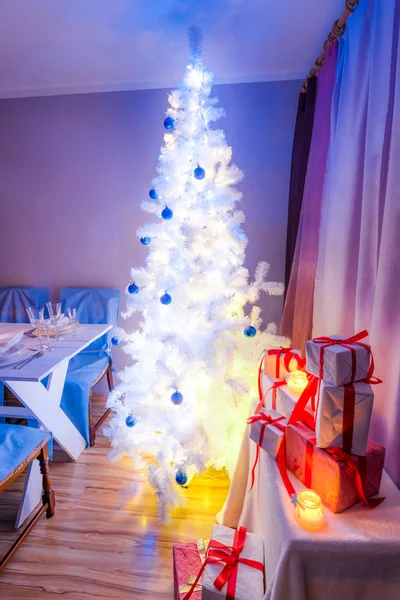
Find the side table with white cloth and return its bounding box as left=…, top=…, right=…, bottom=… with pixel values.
left=0, top=322, right=112, bottom=528
left=219, top=418, right=400, bottom=600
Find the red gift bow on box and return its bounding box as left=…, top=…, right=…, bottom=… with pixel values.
left=266, top=347, right=306, bottom=379
left=257, top=351, right=306, bottom=413
left=181, top=526, right=264, bottom=600
left=247, top=412, right=286, bottom=491
left=302, top=432, right=385, bottom=508
left=311, top=330, right=380, bottom=383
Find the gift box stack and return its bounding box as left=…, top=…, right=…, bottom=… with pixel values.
left=173, top=524, right=264, bottom=600
left=252, top=333, right=386, bottom=513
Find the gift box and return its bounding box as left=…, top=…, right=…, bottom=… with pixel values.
left=249, top=409, right=287, bottom=458
left=306, top=334, right=372, bottom=386
left=173, top=539, right=208, bottom=599
left=285, top=422, right=385, bottom=513
left=316, top=380, right=373, bottom=456
left=261, top=373, right=284, bottom=411
left=277, top=383, right=317, bottom=420
left=264, top=347, right=302, bottom=380
left=202, top=525, right=264, bottom=600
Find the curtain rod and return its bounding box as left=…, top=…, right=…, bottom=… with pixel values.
left=300, top=0, right=360, bottom=94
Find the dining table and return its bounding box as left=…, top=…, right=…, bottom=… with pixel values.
left=0, top=322, right=112, bottom=528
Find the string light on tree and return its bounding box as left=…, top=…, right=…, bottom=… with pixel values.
left=105, top=26, right=286, bottom=522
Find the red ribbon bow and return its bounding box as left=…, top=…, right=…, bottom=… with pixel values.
left=247, top=412, right=286, bottom=491
left=312, top=330, right=378, bottom=383
left=266, top=347, right=306, bottom=379
left=325, top=447, right=385, bottom=508
left=182, top=527, right=264, bottom=600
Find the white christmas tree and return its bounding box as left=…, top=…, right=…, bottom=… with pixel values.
left=105, top=27, right=287, bottom=522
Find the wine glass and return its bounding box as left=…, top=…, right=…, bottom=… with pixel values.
left=40, top=314, right=55, bottom=351
left=66, top=307, right=78, bottom=339
left=46, top=301, right=63, bottom=342
left=26, top=307, right=46, bottom=350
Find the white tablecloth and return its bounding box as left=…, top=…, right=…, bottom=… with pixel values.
left=219, top=421, right=400, bottom=600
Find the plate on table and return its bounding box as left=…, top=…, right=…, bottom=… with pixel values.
left=0, top=343, right=29, bottom=367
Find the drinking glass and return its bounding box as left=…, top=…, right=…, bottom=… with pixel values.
left=46, top=301, right=63, bottom=342
left=26, top=306, right=46, bottom=350
left=40, top=315, right=55, bottom=351
left=66, top=307, right=78, bottom=339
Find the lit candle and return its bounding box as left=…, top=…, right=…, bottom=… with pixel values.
left=294, top=490, right=324, bottom=530
left=286, top=370, right=308, bottom=396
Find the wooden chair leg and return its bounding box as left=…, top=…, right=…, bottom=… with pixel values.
left=89, top=388, right=96, bottom=447
left=38, top=445, right=55, bottom=518
left=0, top=443, right=55, bottom=572
left=106, top=361, right=114, bottom=391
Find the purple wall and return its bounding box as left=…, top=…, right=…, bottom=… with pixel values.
left=0, top=81, right=299, bottom=367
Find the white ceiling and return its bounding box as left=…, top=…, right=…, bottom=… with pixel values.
left=0, top=0, right=344, bottom=98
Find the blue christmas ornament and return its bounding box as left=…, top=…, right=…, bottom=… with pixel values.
left=175, top=471, right=188, bottom=486
left=128, top=283, right=139, bottom=295
left=125, top=415, right=137, bottom=428
left=111, top=336, right=120, bottom=346
left=164, top=116, right=175, bottom=131
left=161, top=206, right=173, bottom=220
left=149, top=188, right=158, bottom=200
left=194, top=165, right=206, bottom=180
left=160, top=292, right=172, bottom=305
left=244, top=326, right=257, bottom=338
left=171, top=391, right=183, bottom=405
left=140, top=236, right=151, bottom=245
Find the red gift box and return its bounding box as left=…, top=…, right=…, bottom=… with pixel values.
left=285, top=422, right=385, bottom=513
left=173, top=540, right=208, bottom=599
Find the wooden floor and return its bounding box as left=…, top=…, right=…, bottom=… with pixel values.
left=0, top=393, right=230, bottom=599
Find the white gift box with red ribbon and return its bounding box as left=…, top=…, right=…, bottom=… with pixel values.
left=306, top=334, right=372, bottom=387
left=249, top=409, right=287, bottom=458
left=315, top=380, right=374, bottom=456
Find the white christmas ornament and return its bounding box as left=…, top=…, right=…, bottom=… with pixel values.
left=105, top=26, right=287, bottom=522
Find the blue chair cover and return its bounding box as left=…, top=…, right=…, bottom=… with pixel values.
left=0, top=424, right=52, bottom=485
left=60, top=288, right=119, bottom=445
left=0, top=287, right=50, bottom=323
left=0, top=287, right=50, bottom=421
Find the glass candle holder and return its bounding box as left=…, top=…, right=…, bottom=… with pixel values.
left=286, top=370, right=308, bottom=396
left=295, top=490, right=324, bottom=530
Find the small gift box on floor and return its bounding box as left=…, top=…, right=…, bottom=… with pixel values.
left=306, top=333, right=372, bottom=387
left=249, top=409, right=287, bottom=458
left=263, top=347, right=302, bottom=380
left=173, top=538, right=208, bottom=599
left=202, top=525, right=264, bottom=600
left=316, top=381, right=374, bottom=456
left=285, top=422, right=385, bottom=513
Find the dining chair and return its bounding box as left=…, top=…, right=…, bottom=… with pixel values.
left=60, top=288, right=120, bottom=447
left=0, top=423, right=55, bottom=572
left=0, top=287, right=50, bottom=421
